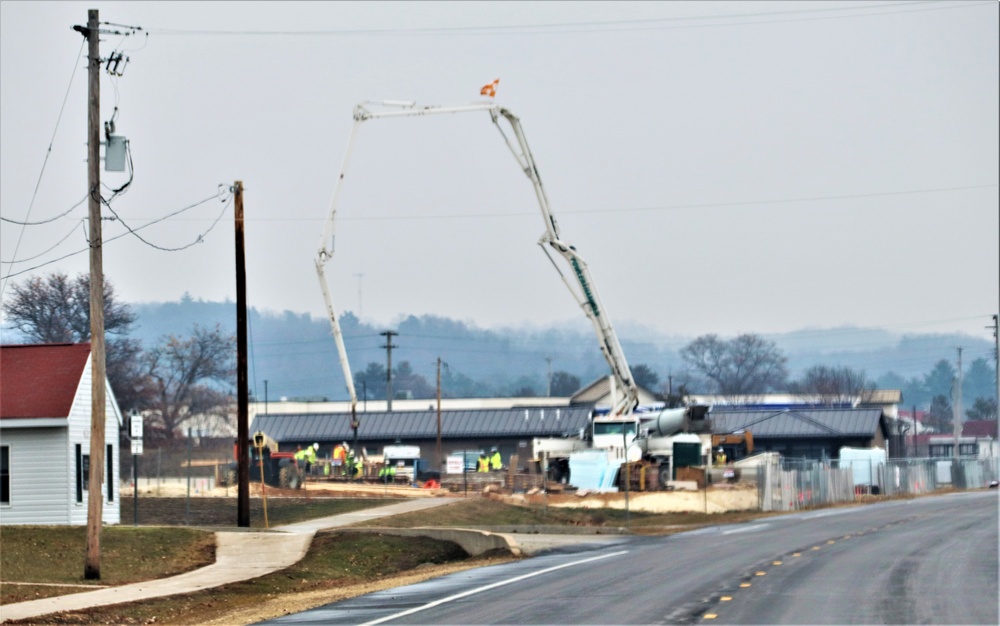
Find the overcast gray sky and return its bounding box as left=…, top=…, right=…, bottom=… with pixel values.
left=2, top=1, right=997, bottom=342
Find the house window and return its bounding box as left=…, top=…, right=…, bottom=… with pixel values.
left=929, top=444, right=951, bottom=457
left=106, top=444, right=114, bottom=503
left=76, top=444, right=89, bottom=503
left=959, top=443, right=977, bottom=457
left=1, top=446, right=10, bottom=505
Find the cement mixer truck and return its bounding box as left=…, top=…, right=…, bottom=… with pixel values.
left=533, top=404, right=712, bottom=488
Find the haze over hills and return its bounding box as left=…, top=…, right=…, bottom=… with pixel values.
left=125, top=296, right=996, bottom=406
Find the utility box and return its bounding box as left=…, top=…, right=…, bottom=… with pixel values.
left=105, top=135, right=127, bottom=172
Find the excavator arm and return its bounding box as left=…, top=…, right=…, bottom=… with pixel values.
left=316, top=101, right=638, bottom=417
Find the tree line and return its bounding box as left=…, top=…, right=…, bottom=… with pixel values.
left=4, top=272, right=996, bottom=440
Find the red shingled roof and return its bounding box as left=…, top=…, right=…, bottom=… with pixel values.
left=963, top=420, right=998, bottom=438
left=0, top=343, right=91, bottom=419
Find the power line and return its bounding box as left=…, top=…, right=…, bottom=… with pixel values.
left=1, top=194, right=88, bottom=226
left=101, top=192, right=231, bottom=252
left=146, top=1, right=991, bottom=37
left=224, top=183, right=997, bottom=223
left=1, top=39, right=85, bottom=299
left=0, top=220, right=86, bottom=265
left=1, top=188, right=231, bottom=281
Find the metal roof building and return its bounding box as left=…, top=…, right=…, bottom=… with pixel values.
left=250, top=406, right=593, bottom=466
left=710, top=407, right=890, bottom=459
left=250, top=404, right=892, bottom=465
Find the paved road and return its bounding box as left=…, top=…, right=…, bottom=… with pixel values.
left=265, top=491, right=998, bottom=625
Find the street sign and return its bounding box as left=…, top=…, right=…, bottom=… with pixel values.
left=131, top=439, right=143, bottom=455
left=130, top=414, right=143, bottom=439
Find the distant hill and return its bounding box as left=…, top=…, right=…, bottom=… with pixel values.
left=126, top=297, right=995, bottom=406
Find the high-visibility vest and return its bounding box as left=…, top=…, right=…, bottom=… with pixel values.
left=306, top=447, right=317, bottom=464
left=294, top=449, right=307, bottom=462
left=333, top=445, right=346, bottom=462
left=490, top=452, right=502, bottom=470
left=477, top=457, right=490, bottom=472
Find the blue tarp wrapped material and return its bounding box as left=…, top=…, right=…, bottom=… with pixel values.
left=568, top=449, right=624, bottom=491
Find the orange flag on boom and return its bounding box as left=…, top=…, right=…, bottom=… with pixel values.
left=480, top=78, right=499, bottom=98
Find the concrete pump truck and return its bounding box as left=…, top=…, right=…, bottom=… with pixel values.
left=315, top=100, right=710, bottom=490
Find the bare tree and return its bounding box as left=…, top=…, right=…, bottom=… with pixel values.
left=680, top=333, right=788, bottom=397
left=144, top=325, right=235, bottom=440
left=3, top=272, right=144, bottom=408
left=789, top=365, right=876, bottom=405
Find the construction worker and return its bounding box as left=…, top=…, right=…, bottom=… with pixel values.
left=353, top=453, right=365, bottom=478
left=489, top=447, right=502, bottom=472
left=305, top=443, right=318, bottom=473
left=332, top=442, right=347, bottom=476
left=294, top=445, right=307, bottom=468
left=379, top=462, right=396, bottom=483
left=715, top=447, right=727, bottom=466
left=477, top=451, right=490, bottom=473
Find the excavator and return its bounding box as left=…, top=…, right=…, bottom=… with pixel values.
left=315, top=100, right=708, bottom=488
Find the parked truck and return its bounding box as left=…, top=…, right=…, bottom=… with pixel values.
left=535, top=404, right=713, bottom=488
left=381, top=444, right=435, bottom=483
left=314, top=100, right=714, bottom=492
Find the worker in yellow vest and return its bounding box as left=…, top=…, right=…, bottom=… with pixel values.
left=489, top=447, right=502, bottom=471
left=305, top=443, right=318, bottom=473
left=477, top=452, right=490, bottom=473
left=332, top=442, right=347, bottom=476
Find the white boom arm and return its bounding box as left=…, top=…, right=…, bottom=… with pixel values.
left=316, top=101, right=639, bottom=417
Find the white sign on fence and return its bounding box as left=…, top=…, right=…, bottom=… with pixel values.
left=446, top=456, right=464, bottom=474
left=130, top=414, right=144, bottom=439
left=131, top=439, right=144, bottom=455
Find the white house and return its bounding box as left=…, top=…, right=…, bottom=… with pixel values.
left=0, top=343, right=121, bottom=525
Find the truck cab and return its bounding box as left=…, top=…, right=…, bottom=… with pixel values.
left=382, top=444, right=427, bottom=483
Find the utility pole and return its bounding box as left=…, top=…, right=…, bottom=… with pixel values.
left=234, top=181, right=250, bottom=527
left=380, top=331, right=398, bottom=411
left=436, top=357, right=443, bottom=470
left=73, top=8, right=106, bottom=581
left=953, top=347, right=963, bottom=458
left=991, top=314, right=999, bottom=415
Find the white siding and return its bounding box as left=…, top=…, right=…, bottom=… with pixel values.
left=0, top=428, right=71, bottom=525
left=1, top=351, right=122, bottom=526
left=65, top=357, right=121, bottom=526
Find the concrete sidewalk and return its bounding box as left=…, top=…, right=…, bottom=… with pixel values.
left=0, top=498, right=457, bottom=623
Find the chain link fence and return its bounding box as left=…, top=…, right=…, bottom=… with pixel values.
left=755, top=456, right=1000, bottom=512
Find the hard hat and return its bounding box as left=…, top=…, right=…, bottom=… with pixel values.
left=491, top=447, right=498, bottom=452
left=313, top=443, right=319, bottom=450
left=718, top=447, right=724, bottom=452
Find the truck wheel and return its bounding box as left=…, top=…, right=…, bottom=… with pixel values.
left=658, top=466, right=672, bottom=489
left=279, top=466, right=302, bottom=490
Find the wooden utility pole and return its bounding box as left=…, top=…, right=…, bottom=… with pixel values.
left=992, top=315, right=999, bottom=414
left=953, top=347, right=963, bottom=458
left=234, top=181, right=250, bottom=527
left=78, top=8, right=106, bottom=580
left=381, top=331, right=397, bottom=411
left=436, top=357, right=443, bottom=470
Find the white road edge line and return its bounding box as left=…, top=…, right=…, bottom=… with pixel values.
left=358, top=549, right=630, bottom=626
left=721, top=523, right=769, bottom=535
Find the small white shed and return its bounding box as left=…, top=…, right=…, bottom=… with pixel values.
left=0, top=343, right=122, bottom=525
